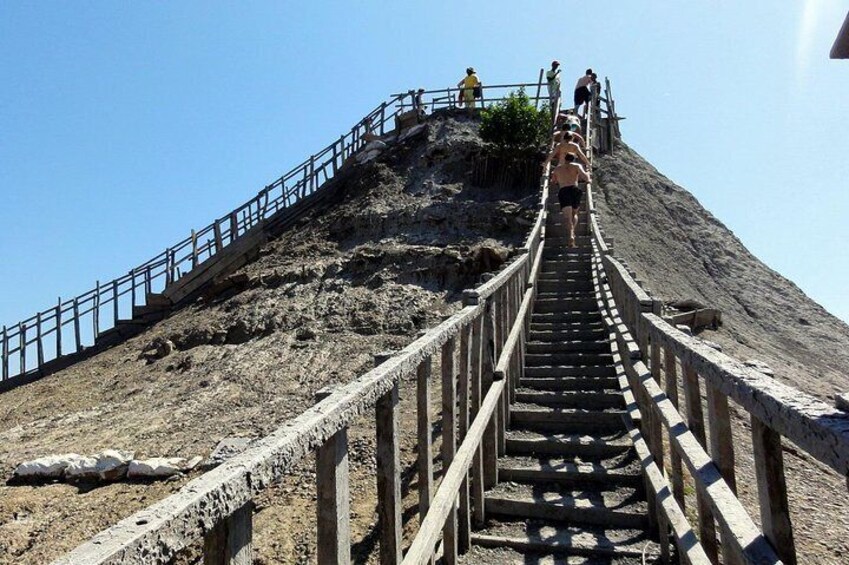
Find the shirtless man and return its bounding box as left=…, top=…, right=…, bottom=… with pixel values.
left=550, top=153, right=590, bottom=247
left=546, top=132, right=590, bottom=169
left=553, top=124, right=586, bottom=149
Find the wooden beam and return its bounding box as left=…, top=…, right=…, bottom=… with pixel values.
left=376, top=382, right=402, bottom=565
left=664, top=349, right=685, bottom=509
left=315, top=387, right=350, bottom=565
left=751, top=415, right=796, bottom=565
left=441, top=337, right=458, bottom=565
left=417, top=357, right=434, bottom=522
left=706, top=384, right=737, bottom=495
left=203, top=503, right=253, bottom=565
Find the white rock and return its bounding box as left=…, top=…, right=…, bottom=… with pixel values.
left=128, top=457, right=187, bottom=479
left=65, top=450, right=133, bottom=482
left=399, top=123, right=427, bottom=142
left=362, top=140, right=387, bottom=152
left=701, top=340, right=723, bottom=352
left=13, top=454, right=85, bottom=480
left=675, top=324, right=693, bottom=336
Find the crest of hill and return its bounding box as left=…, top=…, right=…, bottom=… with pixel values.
left=594, top=141, right=849, bottom=401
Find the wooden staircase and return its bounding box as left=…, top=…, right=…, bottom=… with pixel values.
left=461, top=200, right=661, bottom=564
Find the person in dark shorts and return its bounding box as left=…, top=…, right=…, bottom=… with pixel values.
left=573, top=68, right=594, bottom=117
left=550, top=153, right=591, bottom=247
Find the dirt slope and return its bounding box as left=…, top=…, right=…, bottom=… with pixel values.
left=594, top=140, right=849, bottom=563
left=0, top=112, right=539, bottom=564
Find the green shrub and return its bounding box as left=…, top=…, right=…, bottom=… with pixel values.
left=479, top=89, right=551, bottom=154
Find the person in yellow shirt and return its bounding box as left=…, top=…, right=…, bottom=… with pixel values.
left=457, top=67, right=481, bottom=113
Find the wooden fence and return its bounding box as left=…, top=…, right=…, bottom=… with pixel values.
left=584, top=90, right=849, bottom=565
left=50, top=80, right=556, bottom=565
left=0, top=80, right=551, bottom=391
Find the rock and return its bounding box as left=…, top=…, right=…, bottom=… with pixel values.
left=675, top=324, right=693, bottom=336
left=399, top=123, right=427, bottom=142
left=127, top=456, right=201, bottom=479
left=204, top=438, right=252, bottom=469
left=13, top=454, right=86, bottom=480
left=296, top=327, right=317, bottom=341
left=744, top=359, right=775, bottom=377
left=65, top=450, right=134, bottom=482
left=701, top=340, right=723, bottom=352
left=836, top=393, right=849, bottom=412
left=362, top=140, right=388, bottom=152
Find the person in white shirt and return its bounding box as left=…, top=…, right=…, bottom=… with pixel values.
left=546, top=60, right=561, bottom=109
left=573, top=68, right=595, bottom=116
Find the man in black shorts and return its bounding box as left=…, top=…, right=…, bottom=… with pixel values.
left=551, top=153, right=590, bottom=247
left=573, top=68, right=595, bottom=117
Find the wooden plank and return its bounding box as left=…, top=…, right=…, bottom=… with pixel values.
left=36, top=312, right=44, bottom=367
left=706, top=383, right=737, bottom=495
left=682, top=363, right=719, bottom=563
left=417, top=357, right=434, bottom=522
left=470, top=314, right=485, bottom=526
left=376, top=382, right=402, bottom=565
left=72, top=298, right=81, bottom=352
left=751, top=415, right=796, bottom=565
left=644, top=313, right=849, bottom=477
left=401, top=380, right=507, bottom=565
left=457, top=326, right=471, bottom=553
left=1, top=325, right=8, bottom=381
left=203, top=503, right=253, bottom=565
left=112, top=280, right=119, bottom=325
left=664, top=349, right=685, bottom=509
left=481, top=296, right=498, bottom=489
left=441, top=337, right=458, bottom=565
left=55, top=299, right=62, bottom=358
left=315, top=387, right=350, bottom=565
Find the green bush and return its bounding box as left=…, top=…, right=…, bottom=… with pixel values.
left=479, top=89, right=551, bottom=154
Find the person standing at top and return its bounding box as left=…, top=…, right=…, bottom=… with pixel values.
left=546, top=60, right=562, bottom=109
left=573, top=68, right=594, bottom=117
left=458, top=67, right=481, bottom=114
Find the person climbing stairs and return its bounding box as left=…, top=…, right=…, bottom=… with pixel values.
left=460, top=196, right=661, bottom=564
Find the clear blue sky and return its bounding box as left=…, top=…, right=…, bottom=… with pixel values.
left=2, top=1, right=848, bottom=327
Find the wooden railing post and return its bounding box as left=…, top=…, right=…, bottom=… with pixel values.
left=417, top=357, right=434, bottom=522
left=457, top=324, right=472, bottom=553
left=470, top=313, right=486, bottom=526
left=72, top=298, right=81, bottom=353
left=682, top=362, right=719, bottom=563
left=315, top=386, right=350, bottom=565
left=1, top=326, right=8, bottom=381
left=751, top=416, right=797, bottom=565
left=203, top=502, right=253, bottom=565
left=112, top=280, right=119, bottom=325
left=664, top=348, right=685, bottom=508
left=36, top=312, right=44, bottom=367
left=375, top=354, right=402, bottom=565
left=706, top=384, right=737, bottom=494
left=19, top=323, right=26, bottom=374
left=482, top=294, right=498, bottom=488
left=441, top=337, right=458, bottom=564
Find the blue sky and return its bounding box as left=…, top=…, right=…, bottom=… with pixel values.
left=1, top=0, right=848, bottom=327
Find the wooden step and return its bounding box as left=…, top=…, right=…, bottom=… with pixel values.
left=505, top=430, right=633, bottom=459
left=524, top=352, right=613, bottom=367
left=526, top=341, right=609, bottom=355
left=484, top=482, right=650, bottom=530
left=523, top=365, right=616, bottom=378
left=514, top=389, right=624, bottom=410
left=519, top=376, right=618, bottom=391
left=510, top=405, right=627, bottom=433
left=530, top=320, right=604, bottom=332
left=498, top=455, right=642, bottom=488
left=528, top=329, right=607, bottom=342
left=536, top=279, right=594, bottom=293
left=531, top=312, right=603, bottom=324
left=467, top=520, right=658, bottom=563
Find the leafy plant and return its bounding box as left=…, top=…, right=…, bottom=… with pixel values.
left=479, top=88, right=551, bottom=154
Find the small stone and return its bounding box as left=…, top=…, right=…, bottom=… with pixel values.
left=744, top=359, right=775, bottom=377
left=296, top=327, right=317, bottom=341
left=675, top=324, right=693, bottom=336
left=835, top=393, right=849, bottom=412
left=204, top=438, right=252, bottom=469
left=701, top=340, right=723, bottom=352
